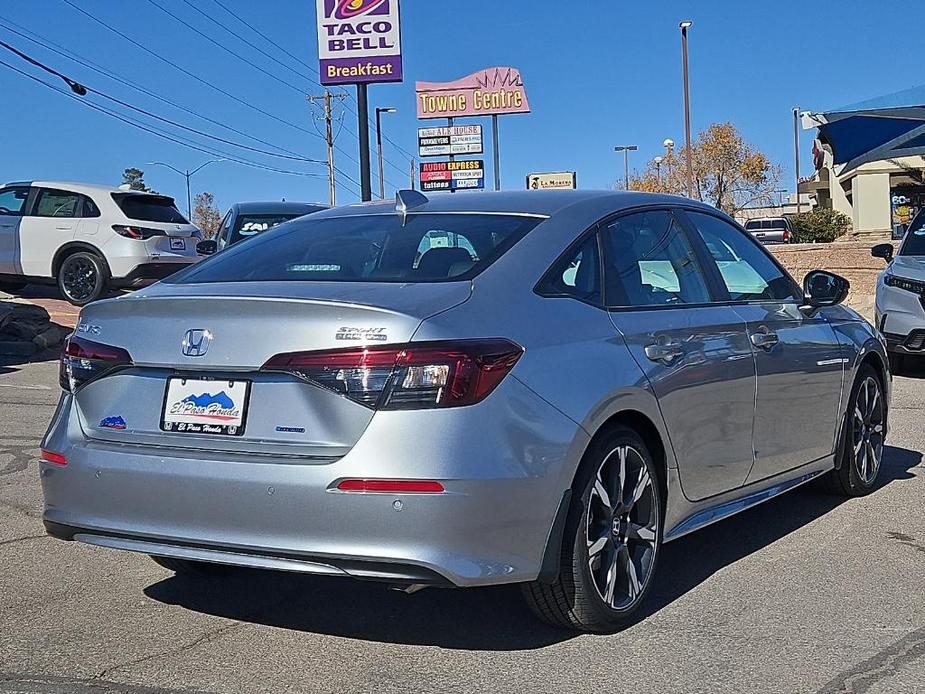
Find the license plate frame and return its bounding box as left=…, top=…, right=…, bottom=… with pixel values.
left=170, top=238, right=187, bottom=251
left=160, top=377, right=250, bottom=436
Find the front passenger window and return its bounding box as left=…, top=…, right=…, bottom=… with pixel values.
left=0, top=187, right=29, bottom=216
left=686, top=211, right=800, bottom=302
left=600, top=210, right=710, bottom=307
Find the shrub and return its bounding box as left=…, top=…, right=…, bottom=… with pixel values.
left=790, top=208, right=852, bottom=243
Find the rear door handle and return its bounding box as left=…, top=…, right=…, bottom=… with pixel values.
left=645, top=341, right=684, bottom=364
left=750, top=331, right=780, bottom=350
left=55, top=225, right=74, bottom=230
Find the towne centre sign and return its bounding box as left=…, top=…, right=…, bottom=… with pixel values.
left=416, top=67, right=530, bottom=191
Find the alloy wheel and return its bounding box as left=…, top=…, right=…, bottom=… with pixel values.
left=586, top=444, right=659, bottom=611
left=61, top=257, right=98, bottom=303
left=853, top=376, right=884, bottom=485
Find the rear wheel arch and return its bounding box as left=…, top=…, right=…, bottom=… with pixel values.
left=52, top=242, right=110, bottom=278
left=584, top=411, right=668, bottom=502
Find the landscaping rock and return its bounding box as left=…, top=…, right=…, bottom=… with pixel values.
left=0, top=340, right=39, bottom=357
left=33, top=325, right=67, bottom=350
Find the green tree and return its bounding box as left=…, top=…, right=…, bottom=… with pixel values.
left=193, top=191, right=222, bottom=238
left=121, top=167, right=156, bottom=193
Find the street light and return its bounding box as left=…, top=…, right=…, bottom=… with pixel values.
left=663, top=138, right=675, bottom=187
left=147, top=159, right=226, bottom=219
left=614, top=145, right=638, bottom=190
left=793, top=106, right=802, bottom=214
left=375, top=107, right=397, bottom=199
left=654, top=156, right=664, bottom=186
left=679, top=20, right=694, bottom=198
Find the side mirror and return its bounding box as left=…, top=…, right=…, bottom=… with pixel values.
left=196, top=239, right=218, bottom=256
left=801, top=270, right=849, bottom=311
left=871, top=243, right=894, bottom=262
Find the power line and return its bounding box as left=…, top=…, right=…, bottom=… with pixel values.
left=0, top=17, right=310, bottom=161
left=145, top=0, right=310, bottom=97
left=58, top=0, right=323, bottom=141
left=0, top=56, right=344, bottom=185
left=0, top=38, right=326, bottom=164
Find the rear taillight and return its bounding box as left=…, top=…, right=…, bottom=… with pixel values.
left=112, top=224, right=167, bottom=240
left=262, top=339, right=523, bottom=410
left=783, top=229, right=791, bottom=241
left=59, top=335, right=133, bottom=393
left=40, top=450, right=67, bottom=466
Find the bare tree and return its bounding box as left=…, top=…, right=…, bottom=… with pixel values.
left=193, top=191, right=222, bottom=238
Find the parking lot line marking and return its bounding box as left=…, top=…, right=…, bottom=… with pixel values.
left=0, top=383, right=53, bottom=391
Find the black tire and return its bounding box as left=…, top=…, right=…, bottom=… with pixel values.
left=0, top=281, right=27, bottom=293
left=149, top=555, right=238, bottom=578
left=57, top=251, right=109, bottom=306
left=819, top=364, right=886, bottom=496
left=522, top=425, right=663, bottom=632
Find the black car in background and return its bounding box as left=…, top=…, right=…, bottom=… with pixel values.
left=198, top=201, right=327, bottom=254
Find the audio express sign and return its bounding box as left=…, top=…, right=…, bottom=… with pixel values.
left=316, top=0, right=403, bottom=85
left=418, top=125, right=483, bottom=157
left=420, top=160, right=485, bottom=192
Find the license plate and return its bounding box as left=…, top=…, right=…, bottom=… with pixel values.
left=170, top=238, right=186, bottom=251
left=161, top=377, right=249, bottom=436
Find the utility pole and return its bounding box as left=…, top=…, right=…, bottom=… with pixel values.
left=793, top=106, right=802, bottom=215
left=308, top=90, right=347, bottom=206
left=410, top=157, right=416, bottom=190
left=680, top=20, right=694, bottom=198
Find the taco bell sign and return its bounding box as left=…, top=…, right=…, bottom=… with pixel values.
left=316, top=0, right=403, bottom=86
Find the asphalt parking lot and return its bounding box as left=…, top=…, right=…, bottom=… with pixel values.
left=1, top=355, right=924, bottom=693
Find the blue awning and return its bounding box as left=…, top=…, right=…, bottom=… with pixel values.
left=803, top=85, right=925, bottom=173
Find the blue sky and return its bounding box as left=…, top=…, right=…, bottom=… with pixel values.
left=0, top=1, right=920, bottom=214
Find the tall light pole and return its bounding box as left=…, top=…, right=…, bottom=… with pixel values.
left=614, top=145, right=638, bottom=190
left=663, top=138, right=675, bottom=189
left=680, top=20, right=694, bottom=198
left=793, top=107, right=802, bottom=214
left=654, top=156, right=664, bottom=187
left=147, top=159, right=226, bottom=219
left=375, top=107, right=396, bottom=200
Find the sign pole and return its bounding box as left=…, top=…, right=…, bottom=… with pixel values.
left=447, top=117, right=455, bottom=193
left=356, top=84, right=372, bottom=202
left=492, top=114, right=501, bottom=191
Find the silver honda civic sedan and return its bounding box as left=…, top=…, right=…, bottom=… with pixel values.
left=41, top=190, right=889, bottom=632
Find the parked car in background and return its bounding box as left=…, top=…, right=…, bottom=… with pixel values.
left=743, top=216, right=796, bottom=244
left=198, top=201, right=327, bottom=254
left=43, top=190, right=888, bottom=633
left=873, top=208, right=925, bottom=370
left=0, top=181, right=201, bottom=305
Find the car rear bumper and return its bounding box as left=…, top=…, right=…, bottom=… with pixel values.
left=111, top=261, right=197, bottom=288
left=39, top=378, right=585, bottom=587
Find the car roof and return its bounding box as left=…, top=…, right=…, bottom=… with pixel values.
left=310, top=189, right=717, bottom=220
left=4, top=181, right=169, bottom=197
left=231, top=201, right=328, bottom=214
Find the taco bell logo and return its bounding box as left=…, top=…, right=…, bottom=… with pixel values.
left=325, top=0, right=391, bottom=19
left=317, top=0, right=402, bottom=86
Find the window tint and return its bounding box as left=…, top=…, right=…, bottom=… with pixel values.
left=112, top=193, right=188, bottom=223
left=230, top=214, right=302, bottom=245
left=541, top=233, right=601, bottom=303
left=0, top=187, right=29, bottom=216
left=80, top=196, right=101, bottom=218
left=601, top=210, right=710, bottom=307
left=768, top=219, right=787, bottom=230
left=900, top=209, right=925, bottom=256
left=168, top=213, right=541, bottom=284
left=744, top=220, right=760, bottom=230
left=686, top=211, right=799, bottom=301
left=34, top=189, right=81, bottom=218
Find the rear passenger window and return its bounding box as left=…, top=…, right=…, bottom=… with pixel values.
left=600, top=210, right=710, bottom=307
left=686, top=211, right=800, bottom=302
left=541, top=233, right=601, bottom=304
left=34, top=189, right=81, bottom=218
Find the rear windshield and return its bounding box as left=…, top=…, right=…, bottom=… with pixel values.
left=168, top=212, right=542, bottom=284
left=231, top=214, right=304, bottom=245
left=112, top=193, right=188, bottom=224
left=901, top=210, right=925, bottom=255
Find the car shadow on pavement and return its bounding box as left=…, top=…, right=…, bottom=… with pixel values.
left=143, top=445, right=921, bottom=650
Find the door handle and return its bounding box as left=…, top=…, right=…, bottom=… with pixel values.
left=750, top=331, right=780, bottom=350
left=55, top=225, right=74, bottom=230
left=645, top=341, right=684, bottom=364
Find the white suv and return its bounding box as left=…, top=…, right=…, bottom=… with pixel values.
left=0, top=181, right=202, bottom=305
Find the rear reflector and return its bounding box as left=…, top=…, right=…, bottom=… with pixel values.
left=40, top=450, right=67, bottom=466
left=262, top=339, right=523, bottom=410
left=336, top=479, right=445, bottom=493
